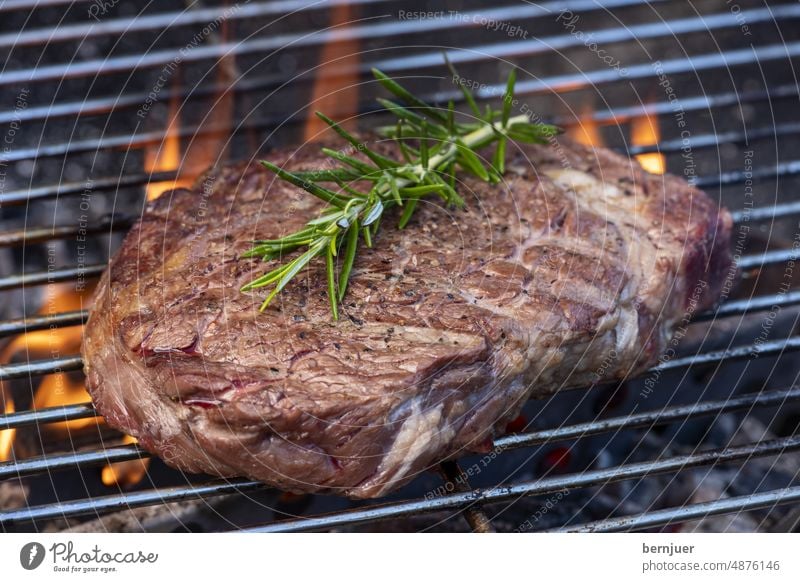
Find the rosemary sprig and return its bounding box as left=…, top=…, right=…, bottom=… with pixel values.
left=241, top=65, right=559, bottom=318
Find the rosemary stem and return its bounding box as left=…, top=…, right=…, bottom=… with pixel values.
left=374, top=113, right=531, bottom=199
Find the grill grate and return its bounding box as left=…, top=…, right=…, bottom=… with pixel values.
left=1, top=0, right=799, bottom=532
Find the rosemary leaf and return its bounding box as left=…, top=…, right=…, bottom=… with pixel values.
left=502, top=69, right=516, bottom=127
left=321, top=147, right=376, bottom=176
left=493, top=136, right=507, bottom=176
left=260, top=161, right=349, bottom=208
left=326, top=247, right=339, bottom=320
left=398, top=196, right=420, bottom=229
left=316, top=112, right=398, bottom=170
left=338, top=219, right=359, bottom=301
left=362, top=199, right=384, bottom=226
left=445, top=56, right=481, bottom=118
left=372, top=68, right=449, bottom=124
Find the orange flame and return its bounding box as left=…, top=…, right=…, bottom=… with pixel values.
left=101, top=434, right=149, bottom=488
left=0, top=283, right=149, bottom=486
left=631, top=110, right=666, bottom=174
left=568, top=104, right=604, bottom=147
left=0, top=399, right=14, bottom=461
left=1, top=284, right=97, bottom=436
left=0, top=284, right=96, bottom=461
left=304, top=2, right=361, bottom=142
left=5, top=283, right=86, bottom=354
left=184, top=14, right=235, bottom=174
left=33, top=373, right=99, bottom=432
left=145, top=92, right=193, bottom=200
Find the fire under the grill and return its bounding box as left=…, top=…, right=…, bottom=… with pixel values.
left=1, top=0, right=800, bottom=533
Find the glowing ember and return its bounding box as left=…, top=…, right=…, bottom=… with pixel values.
left=101, top=435, right=150, bottom=488
left=631, top=111, right=666, bottom=174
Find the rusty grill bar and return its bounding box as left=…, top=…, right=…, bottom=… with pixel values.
left=1, top=0, right=799, bottom=532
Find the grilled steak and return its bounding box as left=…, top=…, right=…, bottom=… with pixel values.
left=82, top=138, right=733, bottom=498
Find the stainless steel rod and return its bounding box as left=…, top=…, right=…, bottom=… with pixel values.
left=0, top=171, right=175, bottom=207
left=695, top=290, right=800, bottom=321
left=556, top=486, right=800, bottom=532
left=0, top=356, right=84, bottom=381
left=495, top=386, right=800, bottom=450
left=0, top=403, right=95, bottom=431
left=0, top=264, right=105, bottom=291
left=0, top=216, right=132, bottom=247
left=651, top=336, right=800, bottom=373
left=0, top=445, right=147, bottom=480
left=0, top=479, right=265, bottom=526
left=0, top=310, right=87, bottom=339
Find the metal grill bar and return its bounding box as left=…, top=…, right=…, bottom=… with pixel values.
left=0, top=171, right=176, bottom=207
left=0, top=129, right=209, bottom=165
left=556, top=83, right=800, bottom=127
left=0, top=310, right=87, bottom=339
left=730, top=200, right=800, bottom=223
left=0, top=356, right=83, bottom=382
left=439, top=462, right=494, bottom=533
left=0, top=0, right=666, bottom=86
left=0, top=216, right=131, bottom=247
left=652, top=337, right=800, bottom=373
left=738, top=249, right=800, bottom=270
left=2, top=435, right=797, bottom=527
left=556, top=486, right=800, bottom=532
left=243, top=436, right=800, bottom=532
left=0, top=0, right=91, bottom=11
left=0, top=403, right=94, bottom=431
left=627, top=121, right=800, bottom=156
left=0, top=479, right=265, bottom=526
left=497, top=386, right=800, bottom=450
left=0, top=446, right=147, bottom=480
left=696, top=160, right=800, bottom=188
left=0, top=264, right=105, bottom=291
left=694, top=290, right=800, bottom=321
